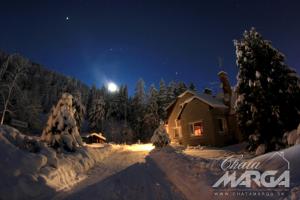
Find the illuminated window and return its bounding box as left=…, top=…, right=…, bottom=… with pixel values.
left=190, top=121, right=204, bottom=136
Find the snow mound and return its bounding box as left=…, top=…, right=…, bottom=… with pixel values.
left=252, top=145, right=300, bottom=199
left=0, top=125, right=114, bottom=200
left=0, top=125, right=54, bottom=199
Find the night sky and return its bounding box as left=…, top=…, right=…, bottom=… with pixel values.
left=0, top=0, right=300, bottom=94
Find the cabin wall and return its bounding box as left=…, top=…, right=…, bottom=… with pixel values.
left=179, top=99, right=215, bottom=146
left=167, top=92, right=194, bottom=142
left=166, top=92, right=239, bottom=147
left=210, top=108, right=234, bottom=146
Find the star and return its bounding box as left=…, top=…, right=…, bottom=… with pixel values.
left=65, top=16, right=70, bottom=21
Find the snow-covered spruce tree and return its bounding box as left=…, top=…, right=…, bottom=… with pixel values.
left=143, top=84, right=160, bottom=141
left=234, top=28, right=300, bottom=151
left=86, top=84, right=97, bottom=114
left=117, top=85, right=129, bottom=122
left=88, top=96, right=105, bottom=132
left=167, top=81, right=176, bottom=103
left=73, top=93, right=86, bottom=132
left=130, top=79, right=146, bottom=141
left=151, top=122, right=170, bottom=148
left=41, top=93, right=83, bottom=152
left=157, top=79, right=168, bottom=120
left=189, top=83, right=197, bottom=91
left=176, top=81, right=188, bottom=95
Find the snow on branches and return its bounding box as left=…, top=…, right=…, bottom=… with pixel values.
left=41, top=93, right=83, bottom=152
left=234, top=28, right=300, bottom=152
left=151, top=122, right=170, bottom=148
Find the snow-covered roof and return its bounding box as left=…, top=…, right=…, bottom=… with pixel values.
left=165, top=90, right=229, bottom=120
left=180, top=94, right=227, bottom=109
left=164, top=99, right=177, bottom=111
left=178, top=90, right=227, bottom=108
left=82, top=132, right=106, bottom=141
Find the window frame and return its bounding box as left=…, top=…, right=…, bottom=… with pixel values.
left=172, top=126, right=181, bottom=138
left=189, top=120, right=204, bottom=137
left=217, top=118, right=228, bottom=135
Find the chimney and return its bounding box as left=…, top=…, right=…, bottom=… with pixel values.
left=218, top=71, right=232, bottom=106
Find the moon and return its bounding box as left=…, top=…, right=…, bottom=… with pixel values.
left=107, top=82, right=118, bottom=92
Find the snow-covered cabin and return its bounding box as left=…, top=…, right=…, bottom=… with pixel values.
left=165, top=72, right=242, bottom=147
left=82, top=132, right=107, bottom=144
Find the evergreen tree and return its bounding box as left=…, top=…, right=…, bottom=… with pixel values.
left=88, top=96, right=106, bottom=132
left=167, top=81, right=176, bottom=103
left=176, top=81, right=187, bottom=96
left=72, top=94, right=86, bottom=132
left=189, top=83, right=197, bottom=91
left=158, top=79, right=168, bottom=119
left=41, top=93, right=83, bottom=151
left=143, top=84, right=160, bottom=141
left=87, top=84, right=97, bottom=113
left=234, top=28, right=300, bottom=151
left=130, top=79, right=146, bottom=141
left=116, top=85, right=129, bottom=121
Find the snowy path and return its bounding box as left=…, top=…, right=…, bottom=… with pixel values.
left=54, top=147, right=185, bottom=200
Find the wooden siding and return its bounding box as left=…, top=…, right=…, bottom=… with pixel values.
left=166, top=92, right=194, bottom=141
left=166, top=93, right=238, bottom=146
left=179, top=98, right=215, bottom=146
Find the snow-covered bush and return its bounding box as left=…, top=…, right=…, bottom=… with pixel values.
left=151, top=123, right=170, bottom=148
left=41, top=93, right=83, bottom=152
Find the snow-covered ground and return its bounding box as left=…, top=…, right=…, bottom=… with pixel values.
left=1, top=125, right=300, bottom=200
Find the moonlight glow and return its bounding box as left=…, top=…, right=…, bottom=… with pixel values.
left=107, top=82, right=118, bottom=92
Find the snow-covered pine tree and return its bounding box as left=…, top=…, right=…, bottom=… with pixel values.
left=41, top=93, right=83, bottom=151
left=151, top=121, right=170, bottom=148
left=158, top=79, right=168, bottom=120
left=117, top=85, right=129, bottom=122
left=86, top=84, right=97, bottom=114
left=130, top=79, right=146, bottom=141
left=176, top=81, right=188, bottom=96
left=105, top=92, right=119, bottom=120
left=234, top=28, right=300, bottom=151
left=189, top=83, right=197, bottom=91
left=167, top=81, right=176, bottom=103
left=143, top=84, right=160, bottom=141
left=88, top=96, right=105, bottom=132
left=72, top=94, right=86, bottom=132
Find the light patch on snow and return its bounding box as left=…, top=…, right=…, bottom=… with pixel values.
left=125, top=143, right=155, bottom=152
left=84, top=143, right=105, bottom=148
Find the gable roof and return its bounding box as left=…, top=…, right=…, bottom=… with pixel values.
left=176, top=94, right=228, bottom=120
left=165, top=90, right=228, bottom=120
left=180, top=94, right=227, bottom=109
left=178, top=90, right=227, bottom=108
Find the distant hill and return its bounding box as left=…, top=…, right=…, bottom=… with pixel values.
left=0, top=51, right=90, bottom=132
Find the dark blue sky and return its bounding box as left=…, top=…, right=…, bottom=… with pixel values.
left=0, top=0, right=300, bottom=94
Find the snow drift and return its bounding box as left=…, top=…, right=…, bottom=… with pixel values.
left=0, top=125, right=114, bottom=200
